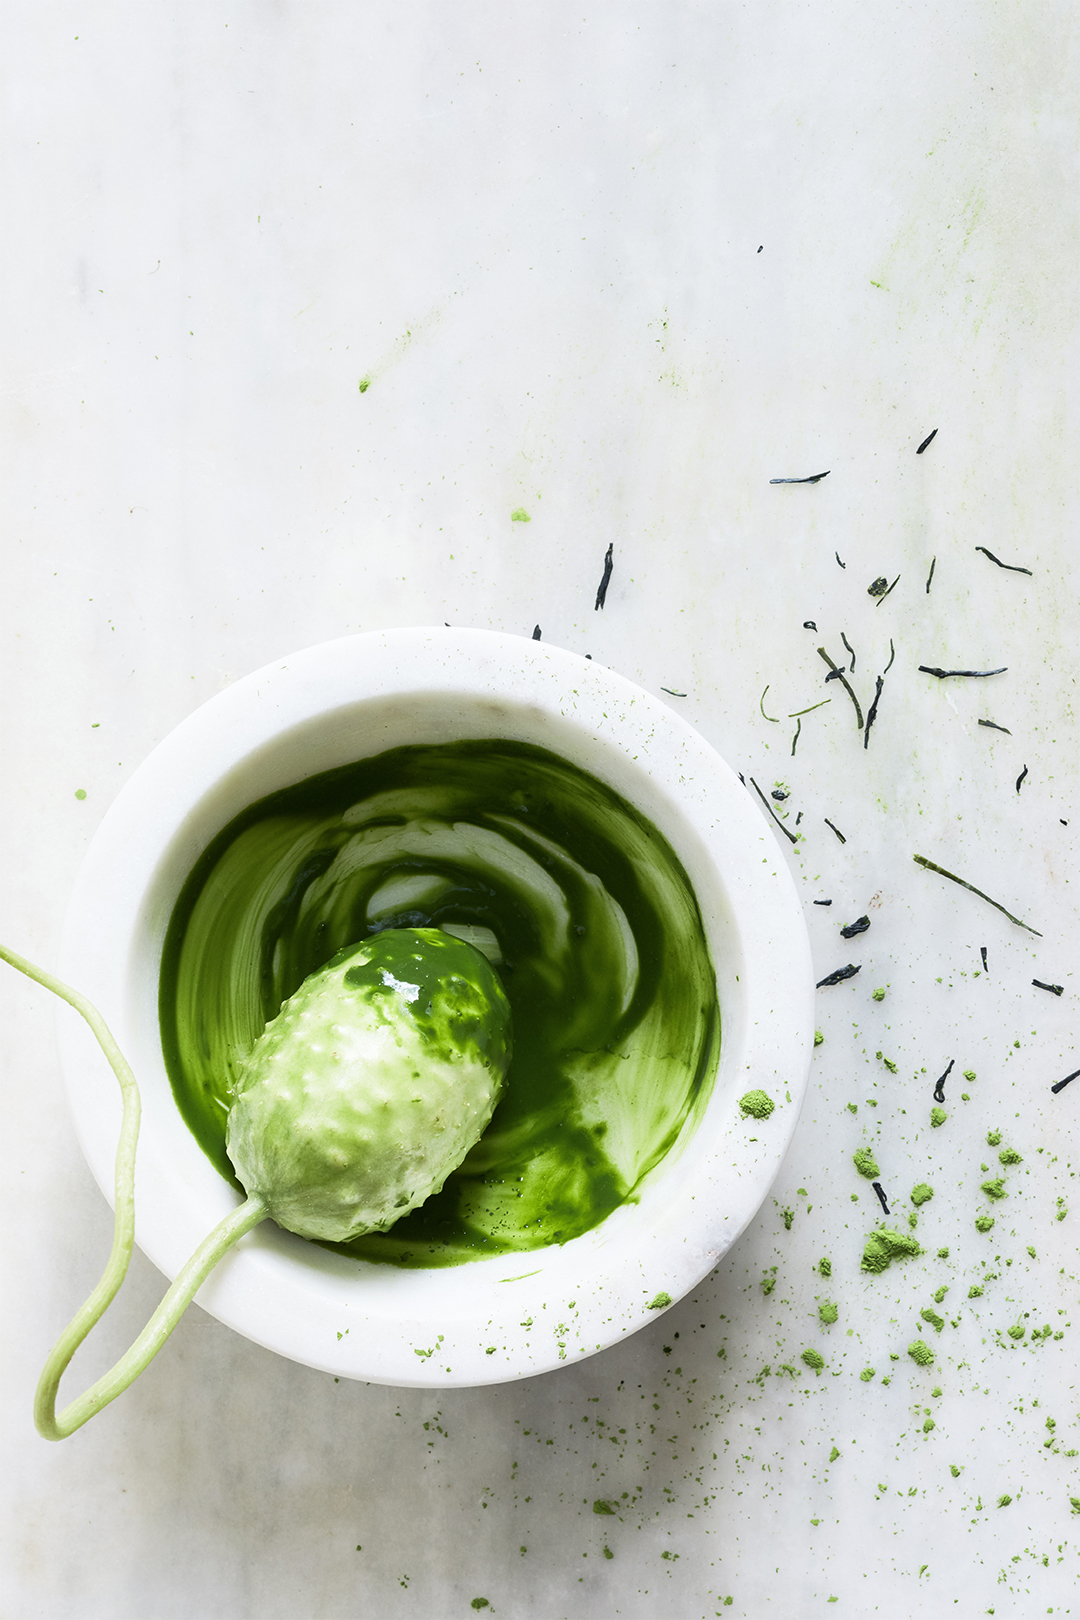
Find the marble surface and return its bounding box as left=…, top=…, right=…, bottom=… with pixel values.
left=1, top=5, right=1076, bottom=1616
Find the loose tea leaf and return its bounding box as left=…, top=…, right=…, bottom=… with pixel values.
left=933, top=1060, right=954, bottom=1104
left=817, top=964, right=861, bottom=987
left=749, top=777, right=798, bottom=845
left=770, top=471, right=830, bottom=484
left=978, top=719, right=1012, bottom=734
left=975, top=546, right=1032, bottom=576
left=594, top=544, right=614, bottom=610
left=840, top=916, right=870, bottom=939
left=919, top=665, right=1007, bottom=679
left=912, top=854, right=1042, bottom=936
left=824, top=818, right=846, bottom=844
left=1032, top=980, right=1063, bottom=997
left=916, top=429, right=938, bottom=454
left=817, top=647, right=864, bottom=729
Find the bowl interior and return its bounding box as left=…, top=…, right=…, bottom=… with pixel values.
left=59, top=630, right=812, bottom=1386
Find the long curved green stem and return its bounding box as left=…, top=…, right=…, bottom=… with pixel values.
left=1, top=942, right=268, bottom=1440
left=36, top=1192, right=267, bottom=1439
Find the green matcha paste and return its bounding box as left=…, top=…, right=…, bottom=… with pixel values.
left=159, top=738, right=720, bottom=1267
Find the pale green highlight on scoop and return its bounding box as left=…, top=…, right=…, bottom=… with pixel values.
left=227, top=930, right=511, bottom=1242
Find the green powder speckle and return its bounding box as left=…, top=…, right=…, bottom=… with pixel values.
left=860, top=1227, right=922, bottom=1274
left=358, top=377, right=371, bottom=393
left=968, top=1284, right=983, bottom=1297
left=950, top=1464, right=961, bottom=1477
left=908, top=1339, right=934, bottom=1367
left=801, top=1348, right=825, bottom=1373
left=846, top=1102, right=858, bottom=1114
left=592, top=1499, right=617, bottom=1515
left=930, top=1106, right=946, bottom=1128
left=814, top=1029, right=824, bottom=1046
left=853, top=1147, right=880, bottom=1179
left=828, top=1445, right=840, bottom=1461
left=911, top=1183, right=934, bottom=1207
left=1057, top=1199, right=1068, bottom=1221
left=907, top=1213, right=919, bottom=1229
left=998, top=1146, right=1022, bottom=1166
left=981, top=1177, right=1006, bottom=1201
left=872, top=987, right=885, bottom=1001
left=964, top=1069, right=976, bottom=1081
left=647, top=1292, right=672, bottom=1311
left=602, top=1546, right=613, bottom=1560
left=933, top=1286, right=948, bottom=1304
left=936, top=1247, right=949, bottom=1258
left=923, top=1417, right=935, bottom=1433
left=761, top=1275, right=776, bottom=1296
left=818, top=1257, right=832, bottom=1277
left=975, top=1215, right=995, bottom=1234
left=996, top=1495, right=1012, bottom=1509
left=931, top=1386, right=942, bottom=1397
left=510, top=507, right=531, bottom=522
left=74, top=788, right=87, bottom=800
left=739, top=1089, right=775, bottom=1120
left=819, top=1300, right=838, bottom=1325
left=1070, top=1497, right=1080, bottom=1515
left=1026, top=1245, right=1036, bottom=1258
left=471, top=1602, right=491, bottom=1612
left=920, top=1307, right=945, bottom=1333
left=781, top=1207, right=795, bottom=1230
left=986, top=1129, right=1001, bottom=1146
left=860, top=1367, right=875, bottom=1381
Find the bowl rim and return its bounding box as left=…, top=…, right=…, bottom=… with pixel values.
left=58, top=627, right=813, bottom=1387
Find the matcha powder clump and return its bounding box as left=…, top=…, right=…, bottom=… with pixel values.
left=801, top=1347, right=826, bottom=1373
left=911, top=1183, right=934, bottom=1207
left=908, top=1339, right=935, bottom=1367
left=853, top=1147, right=880, bottom=1180
left=739, top=1089, right=775, bottom=1120
left=860, top=1227, right=922, bottom=1274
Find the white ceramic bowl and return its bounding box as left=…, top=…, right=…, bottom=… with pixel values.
left=58, top=628, right=812, bottom=1387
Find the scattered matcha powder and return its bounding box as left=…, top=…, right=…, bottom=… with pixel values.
left=930, top=1106, right=946, bottom=1128
left=647, top=1292, right=672, bottom=1310
left=818, top=1257, right=832, bottom=1278
left=819, top=1301, right=839, bottom=1325
left=739, top=1089, right=775, bottom=1119
left=981, top=1177, right=1007, bottom=1201
left=860, top=1367, right=876, bottom=1382
left=997, top=1494, right=1012, bottom=1508
left=923, top=1418, right=935, bottom=1433
left=853, top=1147, right=880, bottom=1179
left=872, top=987, right=886, bottom=1001
left=986, top=1129, right=1002, bottom=1146
left=74, top=788, right=87, bottom=800
left=828, top=1445, right=840, bottom=1461
left=975, top=1215, right=995, bottom=1234
left=933, top=1286, right=948, bottom=1303
left=814, top=1030, right=824, bottom=1047
left=998, top=1146, right=1022, bottom=1166
left=920, top=1307, right=945, bottom=1333
left=860, top=1228, right=922, bottom=1274
left=964, top=1069, right=976, bottom=1081
left=510, top=508, right=531, bottom=522
left=908, top=1339, right=935, bottom=1367
left=911, top=1183, right=934, bottom=1207
left=801, top=1348, right=825, bottom=1373
left=950, top=1465, right=961, bottom=1478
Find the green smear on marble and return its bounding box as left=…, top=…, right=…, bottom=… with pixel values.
left=160, top=738, right=719, bottom=1268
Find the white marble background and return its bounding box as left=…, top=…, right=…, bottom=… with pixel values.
left=1, top=4, right=1076, bottom=1616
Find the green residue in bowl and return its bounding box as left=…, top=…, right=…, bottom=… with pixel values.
left=159, top=739, right=720, bottom=1268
